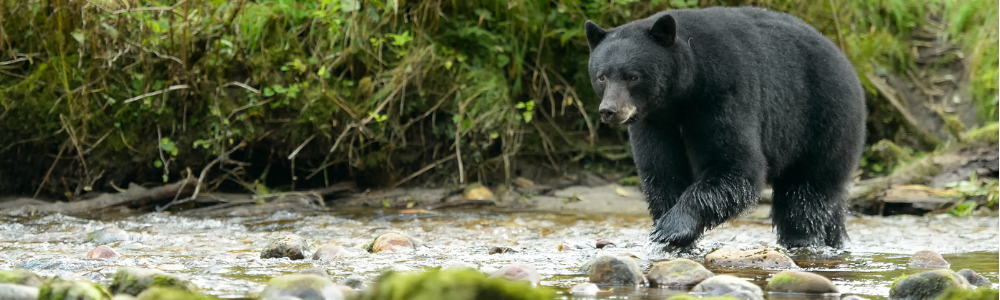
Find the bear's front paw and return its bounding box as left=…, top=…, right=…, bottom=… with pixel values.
left=650, top=212, right=702, bottom=251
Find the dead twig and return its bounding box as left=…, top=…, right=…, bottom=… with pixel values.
left=389, top=153, right=457, bottom=189
left=155, top=141, right=246, bottom=212
left=123, top=85, right=190, bottom=104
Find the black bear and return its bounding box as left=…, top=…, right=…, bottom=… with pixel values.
left=585, top=7, right=866, bottom=250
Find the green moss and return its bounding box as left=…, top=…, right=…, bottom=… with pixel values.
left=109, top=268, right=197, bottom=296
left=935, top=287, right=1000, bottom=300
left=135, top=287, right=218, bottom=300
left=966, top=123, right=999, bottom=144
left=0, top=268, right=44, bottom=286
left=358, top=269, right=555, bottom=300
left=38, top=280, right=111, bottom=300
left=767, top=272, right=802, bottom=286
left=618, top=176, right=641, bottom=187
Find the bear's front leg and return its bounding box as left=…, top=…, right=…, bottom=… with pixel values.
left=651, top=167, right=760, bottom=251
left=628, top=120, right=693, bottom=224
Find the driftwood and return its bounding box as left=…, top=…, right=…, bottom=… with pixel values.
left=3, top=178, right=194, bottom=215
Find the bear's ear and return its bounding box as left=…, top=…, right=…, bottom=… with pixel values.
left=649, top=14, right=677, bottom=47
left=585, top=20, right=607, bottom=50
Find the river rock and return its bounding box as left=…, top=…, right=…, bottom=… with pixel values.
left=692, top=275, right=764, bottom=300
left=596, top=239, right=615, bottom=249
left=489, top=246, right=518, bottom=254
left=463, top=183, right=495, bottom=200
left=908, top=250, right=950, bottom=269
left=85, top=227, right=130, bottom=244
left=338, top=275, right=365, bottom=289
left=135, top=287, right=216, bottom=300
left=764, top=270, right=839, bottom=293
left=86, top=245, right=121, bottom=259
left=957, top=268, right=991, bottom=287
left=260, top=274, right=343, bottom=300
left=368, top=232, right=416, bottom=253
left=261, top=234, right=309, bottom=260
left=0, top=268, right=44, bottom=286
left=109, top=267, right=197, bottom=296
left=889, top=269, right=972, bottom=300
left=570, top=282, right=600, bottom=296
left=705, top=247, right=797, bottom=269
left=583, top=255, right=646, bottom=286
left=647, top=258, right=714, bottom=287
left=489, top=263, right=541, bottom=286
left=0, top=283, right=38, bottom=300
left=299, top=267, right=330, bottom=278
left=38, top=280, right=111, bottom=300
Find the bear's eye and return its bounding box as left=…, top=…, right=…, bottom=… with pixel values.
left=627, top=75, right=639, bottom=82
left=598, top=75, right=606, bottom=82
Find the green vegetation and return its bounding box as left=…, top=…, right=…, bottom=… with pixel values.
left=359, top=269, right=555, bottom=300
left=0, top=0, right=996, bottom=197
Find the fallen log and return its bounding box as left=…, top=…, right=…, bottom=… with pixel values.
left=3, top=178, right=194, bottom=216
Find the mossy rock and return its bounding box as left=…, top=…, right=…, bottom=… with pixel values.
left=39, top=280, right=111, bottom=300
left=135, top=287, right=218, bottom=300
left=261, top=234, right=310, bottom=260
left=966, top=123, right=999, bottom=144
left=646, top=258, right=714, bottom=287
left=933, top=287, right=999, bottom=300
left=260, top=274, right=342, bottom=300
left=357, top=269, right=555, bottom=300
left=109, top=267, right=197, bottom=296
left=890, top=269, right=972, bottom=300
left=0, top=268, right=44, bottom=286
left=765, top=270, right=839, bottom=293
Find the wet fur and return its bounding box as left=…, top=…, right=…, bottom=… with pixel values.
left=586, top=7, right=866, bottom=250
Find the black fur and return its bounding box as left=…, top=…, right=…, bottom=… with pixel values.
left=585, top=7, right=866, bottom=250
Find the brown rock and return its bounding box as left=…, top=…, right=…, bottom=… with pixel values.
left=86, top=245, right=121, bottom=259
left=705, top=247, right=797, bottom=269
left=596, top=239, right=615, bottom=249
left=909, top=250, right=950, bottom=269
left=463, top=183, right=495, bottom=200
left=369, top=232, right=416, bottom=253
left=261, top=234, right=309, bottom=260
left=584, top=255, right=646, bottom=286
left=488, top=246, right=517, bottom=254
left=646, top=258, right=714, bottom=287
left=313, top=244, right=348, bottom=261
left=765, top=270, right=839, bottom=294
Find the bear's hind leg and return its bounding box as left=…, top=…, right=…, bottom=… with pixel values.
left=771, top=177, right=849, bottom=248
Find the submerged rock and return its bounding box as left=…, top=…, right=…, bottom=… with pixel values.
left=299, top=267, right=330, bottom=278
left=260, top=274, right=343, bottom=300
left=957, top=269, right=991, bottom=287
left=0, top=268, right=44, bottom=286
left=85, top=227, right=130, bottom=244
left=595, top=239, right=615, bottom=249
left=135, top=287, right=217, bottom=300
left=366, top=232, right=416, bottom=253
left=490, top=263, right=541, bottom=286
left=86, top=245, right=120, bottom=259
left=338, top=275, right=365, bottom=290
left=764, top=270, right=839, bottom=294
left=908, top=250, right=950, bottom=269
left=488, top=246, right=518, bottom=254
left=646, top=258, right=714, bottom=287
left=358, top=269, right=554, bottom=300
left=261, top=234, right=310, bottom=260
left=705, top=247, right=797, bottom=269
left=311, top=244, right=364, bottom=261
left=108, top=267, right=197, bottom=296
left=570, top=283, right=600, bottom=296
left=583, top=255, right=646, bottom=286
left=692, top=275, right=764, bottom=300
left=0, top=283, right=39, bottom=300
left=889, top=269, right=972, bottom=300
left=38, top=280, right=111, bottom=300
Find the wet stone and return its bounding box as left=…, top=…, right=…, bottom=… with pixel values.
left=463, top=183, right=495, bottom=200
left=0, top=268, right=45, bottom=286
left=489, top=246, right=518, bottom=254
left=85, top=227, right=130, bottom=245
left=368, top=232, right=416, bottom=253
left=299, top=267, right=330, bottom=278
left=312, top=244, right=347, bottom=261
left=583, top=255, right=647, bottom=286
left=764, top=270, right=839, bottom=294
left=957, top=268, right=991, bottom=287
left=39, top=280, right=111, bottom=300
left=692, top=275, right=764, bottom=300
left=570, top=282, right=600, bottom=296
left=109, top=267, right=197, bottom=296
left=595, top=239, right=615, bottom=249
left=489, top=263, right=541, bottom=286
left=646, top=258, right=715, bottom=287
left=0, top=283, right=39, bottom=300
left=557, top=240, right=592, bottom=251
left=260, top=274, right=343, bottom=300
left=135, top=287, right=216, bottom=300
left=705, top=247, right=797, bottom=269
left=338, top=275, right=365, bottom=290
left=261, top=234, right=310, bottom=260
left=889, top=269, right=972, bottom=300
left=86, top=245, right=121, bottom=259
left=908, top=250, right=950, bottom=269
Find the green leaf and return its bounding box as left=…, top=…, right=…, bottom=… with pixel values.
left=71, top=29, right=84, bottom=43
left=154, top=160, right=163, bottom=168
left=263, top=87, right=275, bottom=97
left=497, top=54, right=510, bottom=68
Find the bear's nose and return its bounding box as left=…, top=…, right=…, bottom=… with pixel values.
left=599, top=108, right=615, bottom=120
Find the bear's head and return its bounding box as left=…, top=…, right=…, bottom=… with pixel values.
left=585, top=14, right=693, bottom=125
